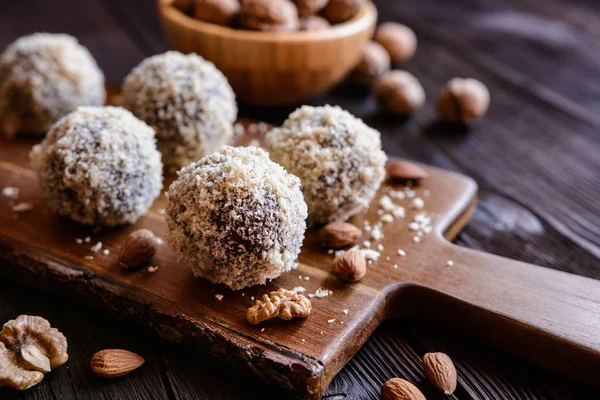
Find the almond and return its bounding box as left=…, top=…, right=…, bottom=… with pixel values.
left=382, top=378, right=426, bottom=400
left=386, top=160, right=429, bottom=182
left=90, top=349, right=145, bottom=378
left=332, top=251, right=366, bottom=282
left=320, top=222, right=362, bottom=249
left=423, top=352, right=457, bottom=395
left=119, top=229, right=157, bottom=269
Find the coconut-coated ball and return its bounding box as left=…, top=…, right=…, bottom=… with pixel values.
left=265, top=105, right=387, bottom=225
left=30, top=106, right=163, bottom=227
left=0, top=33, right=105, bottom=138
left=122, top=51, right=237, bottom=172
left=165, top=146, right=308, bottom=290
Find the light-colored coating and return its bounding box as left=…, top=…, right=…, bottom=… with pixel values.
left=265, top=105, right=387, bottom=225
left=0, top=33, right=105, bottom=138
left=30, top=106, right=163, bottom=227
left=165, top=146, right=308, bottom=290
left=122, top=51, right=237, bottom=171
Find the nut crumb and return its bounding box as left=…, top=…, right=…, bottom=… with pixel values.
left=309, top=288, right=332, bottom=298
left=90, top=242, right=103, bottom=252
left=260, top=328, right=265, bottom=332
left=215, top=294, right=224, bottom=301
left=343, top=309, right=348, bottom=315
left=327, top=319, right=336, bottom=324
left=412, top=236, right=421, bottom=243
left=446, top=260, right=454, bottom=267
left=393, top=264, right=399, bottom=270
left=2, top=187, right=19, bottom=199
left=102, top=249, right=110, bottom=255
left=147, top=266, right=159, bottom=273
left=75, top=238, right=83, bottom=244
left=12, top=202, right=33, bottom=213
left=292, top=286, right=306, bottom=293
left=84, top=236, right=91, bottom=243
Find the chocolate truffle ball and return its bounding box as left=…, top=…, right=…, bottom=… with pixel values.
left=239, top=0, right=300, bottom=32
left=165, top=146, right=307, bottom=290
left=265, top=105, right=387, bottom=225
left=122, top=51, right=237, bottom=172
left=0, top=33, right=105, bottom=138
left=30, top=106, right=163, bottom=227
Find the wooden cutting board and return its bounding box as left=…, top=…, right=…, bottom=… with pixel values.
left=1, top=114, right=599, bottom=398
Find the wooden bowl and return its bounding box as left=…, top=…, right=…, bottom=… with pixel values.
left=157, top=0, right=377, bottom=106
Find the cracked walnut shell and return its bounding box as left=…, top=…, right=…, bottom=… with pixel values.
left=247, top=289, right=312, bottom=325
left=0, top=315, right=68, bottom=390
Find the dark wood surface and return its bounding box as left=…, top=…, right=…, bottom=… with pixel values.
left=0, top=0, right=599, bottom=399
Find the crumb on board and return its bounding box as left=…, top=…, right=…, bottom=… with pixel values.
left=12, top=202, right=33, bottom=213
left=260, top=328, right=265, bottom=332
left=215, top=294, right=224, bottom=301
left=2, top=187, right=19, bottom=199
left=292, top=286, right=306, bottom=293
left=147, top=266, right=159, bottom=273
left=75, top=238, right=83, bottom=244
left=309, top=288, right=332, bottom=298
left=90, top=241, right=103, bottom=252
left=343, top=309, right=348, bottom=315
left=84, top=236, right=91, bottom=243
left=102, top=249, right=110, bottom=255
left=84, top=255, right=94, bottom=260
left=446, top=260, right=454, bottom=267
left=327, top=319, right=336, bottom=324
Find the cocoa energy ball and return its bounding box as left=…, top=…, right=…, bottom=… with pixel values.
left=165, top=146, right=307, bottom=290
left=265, top=105, right=387, bottom=225
left=239, top=0, right=299, bottom=32
left=374, top=70, right=425, bottom=115
left=0, top=33, right=105, bottom=138
left=122, top=51, right=237, bottom=172
left=293, top=0, right=328, bottom=17
left=30, top=107, right=163, bottom=227
left=323, top=0, right=364, bottom=24
left=374, top=22, right=417, bottom=65
left=350, top=41, right=391, bottom=86
left=193, top=0, right=240, bottom=26
left=438, top=77, right=490, bottom=124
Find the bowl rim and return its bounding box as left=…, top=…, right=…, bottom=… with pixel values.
left=158, top=0, right=377, bottom=43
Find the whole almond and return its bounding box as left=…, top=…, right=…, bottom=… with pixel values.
left=119, top=229, right=157, bottom=269
left=332, top=251, right=366, bottom=282
left=423, top=352, right=457, bottom=395
left=320, top=222, right=362, bottom=249
left=382, top=378, right=426, bottom=400
left=90, top=349, right=145, bottom=378
left=386, top=160, right=429, bottom=182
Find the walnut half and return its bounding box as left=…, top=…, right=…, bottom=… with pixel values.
left=0, top=315, right=68, bottom=390
left=247, top=288, right=312, bottom=325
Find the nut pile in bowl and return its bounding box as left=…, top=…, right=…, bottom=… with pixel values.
left=174, top=0, right=366, bottom=31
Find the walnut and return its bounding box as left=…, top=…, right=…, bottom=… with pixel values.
left=239, top=0, right=300, bottom=32
left=350, top=41, right=391, bottom=86
left=0, top=315, right=68, bottom=390
left=293, top=0, right=328, bottom=17
left=299, top=15, right=331, bottom=31
left=246, top=288, right=312, bottom=325
left=374, top=22, right=417, bottom=65
left=374, top=70, right=425, bottom=115
left=323, top=0, right=364, bottom=24
left=438, top=77, right=490, bottom=124
left=193, top=0, right=240, bottom=26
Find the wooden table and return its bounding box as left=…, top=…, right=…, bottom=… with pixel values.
left=1, top=0, right=598, bottom=399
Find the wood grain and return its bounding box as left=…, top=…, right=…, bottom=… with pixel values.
left=157, top=0, right=376, bottom=105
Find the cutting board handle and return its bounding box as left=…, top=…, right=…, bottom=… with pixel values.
left=397, top=242, right=600, bottom=386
